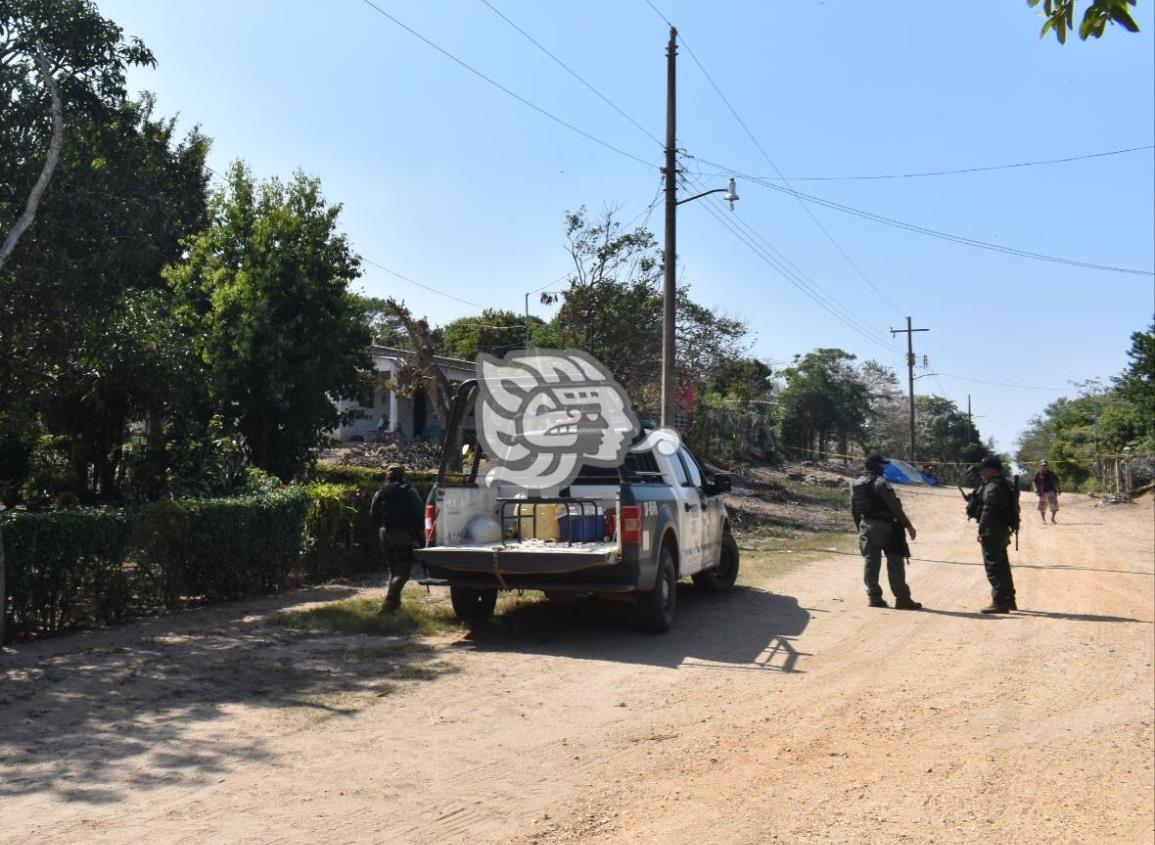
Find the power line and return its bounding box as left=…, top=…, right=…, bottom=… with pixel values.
left=478, top=0, right=663, bottom=148
left=355, top=0, right=655, bottom=169
left=717, top=144, right=1155, bottom=182
left=683, top=172, right=898, bottom=350
left=526, top=269, right=572, bottom=295
left=641, top=0, right=906, bottom=317
left=715, top=168, right=1155, bottom=277
left=937, top=372, right=1071, bottom=391
left=362, top=257, right=482, bottom=308
left=641, top=0, right=675, bottom=27
left=685, top=176, right=899, bottom=353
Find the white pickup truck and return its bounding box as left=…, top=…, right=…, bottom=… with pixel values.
left=415, top=380, right=740, bottom=632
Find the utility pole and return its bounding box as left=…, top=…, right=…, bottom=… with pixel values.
left=890, top=316, right=929, bottom=463
left=967, top=394, right=972, bottom=424
left=660, top=26, right=678, bottom=430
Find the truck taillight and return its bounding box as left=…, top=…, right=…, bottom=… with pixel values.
left=619, top=505, right=642, bottom=545
left=425, top=503, right=436, bottom=545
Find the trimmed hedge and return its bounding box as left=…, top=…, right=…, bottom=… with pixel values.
left=302, top=482, right=376, bottom=581
left=1, top=488, right=324, bottom=642
left=313, top=463, right=435, bottom=496
left=2, top=507, right=132, bottom=636
left=0, top=476, right=453, bottom=642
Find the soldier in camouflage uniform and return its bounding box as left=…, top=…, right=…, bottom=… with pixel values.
left=851, top=454, right=922, bottom=610
left=369, top=464, right=425, bottom=613
left=972, top=456, right=1018, bottom=614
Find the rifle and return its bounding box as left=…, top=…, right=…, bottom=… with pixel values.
left=961, top=485, right=982, bottom=522
left=1011, top=474, right=1020, bottom=552
left=895, top=521, right=912, bottom=563
left=884, top=519, right=912, bottom=564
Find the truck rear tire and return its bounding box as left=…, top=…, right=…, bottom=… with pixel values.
left=692, top=532, right=740, bottom=592
left=637, top=545, right=677, bottom=633
left=450, top=586, right=497, bottom=622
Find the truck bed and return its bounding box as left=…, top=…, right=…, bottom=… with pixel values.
left=416, top=539, right=619, bottom=576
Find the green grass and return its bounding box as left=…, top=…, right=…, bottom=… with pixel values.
left=777, top=478, right=850, bottom=507
left=275, top=596, right=464, bottom=637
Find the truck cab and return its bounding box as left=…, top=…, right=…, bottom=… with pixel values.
left=415, top=380, right=740, bottom=632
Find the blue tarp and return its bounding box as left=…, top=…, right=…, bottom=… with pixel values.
left=882, top=458, right=938, bottom=486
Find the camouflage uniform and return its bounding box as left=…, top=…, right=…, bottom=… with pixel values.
left=851, top=472, right=915, bottom=604
left=370, top=473, right=425, bottom=611
left=976, top=474, right=1017, bottom=608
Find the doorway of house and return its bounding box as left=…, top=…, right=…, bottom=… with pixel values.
left=413, top=387, right=427, bottom=439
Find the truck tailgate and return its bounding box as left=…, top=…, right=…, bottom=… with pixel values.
left=416, top=540, right=618, bottom=575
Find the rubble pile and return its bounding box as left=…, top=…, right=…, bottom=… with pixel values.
left=320, top=440, right=442, bottom=472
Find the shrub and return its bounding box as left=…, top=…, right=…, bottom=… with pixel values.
left=160, top=489, right=312, bottom=601
left=312, top=463, right=435, bottom=497
left=302, top=482, right=375, bottom=581
left=1, top=488, right=311, bottom=641
left=1, top=507, right=132, bottom=638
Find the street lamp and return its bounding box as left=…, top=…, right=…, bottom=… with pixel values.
left=677, top=177, right=739, bottom=211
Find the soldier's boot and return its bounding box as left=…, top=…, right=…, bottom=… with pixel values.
left=980, top=603, right=1012, bottom=614
left=868, top=596, right=889, bottom=608
left=894, top=597, right=923, bottom=610
left=1008, top=600, right=1018, bottom=611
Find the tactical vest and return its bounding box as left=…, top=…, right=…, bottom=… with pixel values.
left=852, top=473, right=892, bottom=521
left=378, top=482, right=417, bottom=532
left=980, top=476, right=1021, bottom=532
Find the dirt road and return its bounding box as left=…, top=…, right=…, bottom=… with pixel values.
left=3, top=487, right=1152, bottom=844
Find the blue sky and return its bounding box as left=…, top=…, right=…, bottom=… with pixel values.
left=99, top=0, right=1154, bottom=454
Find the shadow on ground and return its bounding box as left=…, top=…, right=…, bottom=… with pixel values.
left=0, top=581, right=457, bottom=805
left=461, top=585, right=811, bottom=674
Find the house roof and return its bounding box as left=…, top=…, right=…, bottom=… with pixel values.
left=371, top=345, right=476, bottom=374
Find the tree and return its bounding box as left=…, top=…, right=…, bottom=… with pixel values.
left=2, top=98, right=211, bottom=499
left=442, top=308, right=543, bottom=361
left=676, top=298, right=750, bottom=389
left=544, top=208, right=751, bottom=415
left=1028, top=0, right=1141, bottom=43
left=859, top=361, right=908, bottom=454
left=1015, top=373, right=1148, bottom=491
left=1, top=0, right=155, bottom=266
left=355, top=294, right=412, bottom=348
left=1113, top=322, right=1154, bottom=438
left=778, top=349, right=872, bottom=460
left=711, top=357, right=774, bottom=404
left=912, top=395, right=988, bottom=464
left=544, top=207, right=663, bottom=404
left=166, top=163, right=372, bottom=480
left=377, top=298, right=453, bottom=430
left=1, top=0, right=155, bottom=641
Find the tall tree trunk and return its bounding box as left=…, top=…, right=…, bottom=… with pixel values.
left=0, top=46, right=64, bottom=647
left=0, top=47, right=64, bottom=270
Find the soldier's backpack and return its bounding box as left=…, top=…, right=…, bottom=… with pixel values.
left=963, top=476, right=1021, bottom=534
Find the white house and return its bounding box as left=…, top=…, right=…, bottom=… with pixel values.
left=332, top=345, right=475, bottom=442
